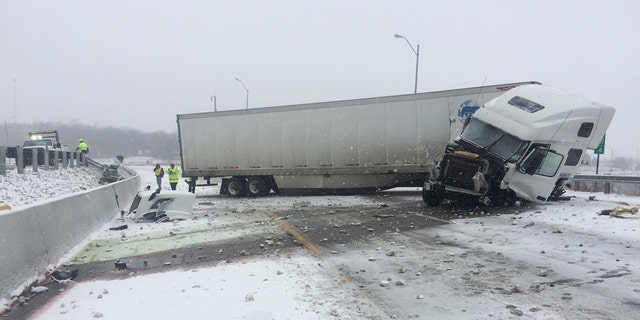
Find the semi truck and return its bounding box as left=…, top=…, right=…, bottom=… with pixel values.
left=176, top=81, right=537, bottom=198
left=423, top=84, right=615, bottom=206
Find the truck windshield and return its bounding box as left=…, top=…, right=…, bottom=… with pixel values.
left=23, top=140, right=53, bottom=147
left=461, top=118, right=529, bottom=162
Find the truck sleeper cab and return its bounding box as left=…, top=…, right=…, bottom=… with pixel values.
left=424, top=84, right=615, bottom=206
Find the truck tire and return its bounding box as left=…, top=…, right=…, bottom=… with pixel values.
left=226, top=177, right=247, bottom=197
left=422, top=184, right=445, bottom=206
left=247, top=177, right=271, bottom=197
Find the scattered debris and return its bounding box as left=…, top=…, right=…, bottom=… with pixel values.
left=51, top=268, right=79, bottom=282
left=30, top=286, right=48, bottom=294
left=599, top=206, right=639, bottom=218
left=109, top=224, right=128, bottom=231
left=114, top=260, right=127, bottom=270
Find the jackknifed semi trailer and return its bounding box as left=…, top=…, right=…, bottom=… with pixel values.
left=176, top=81, right=537, bottom=198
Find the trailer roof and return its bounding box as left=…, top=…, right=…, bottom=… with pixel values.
left=177, top=81, right=540, bottom=120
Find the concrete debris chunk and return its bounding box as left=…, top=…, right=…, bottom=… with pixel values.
left=30, top=286, right=48, bottom=294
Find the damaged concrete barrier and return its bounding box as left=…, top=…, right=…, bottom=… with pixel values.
left=0, top=174, right=141, bottom=300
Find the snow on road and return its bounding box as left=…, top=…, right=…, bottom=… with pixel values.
left=3, top=161, right=640, bottom=319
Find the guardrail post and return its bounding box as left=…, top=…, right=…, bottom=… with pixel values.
left=604, top=182, right=611, bottom=194
left=62, top=151, right=68, bottom=169
left=53, top=150, right=59, bottom=170
left=70, top=152, right=76, bottom=168
left=32, top=148, right=38, bottom=172
left=0, top=146, right=6, bottom=176
left=43, top=146, right=50, bottom=171
left=16, top=146, right=24, bottom=174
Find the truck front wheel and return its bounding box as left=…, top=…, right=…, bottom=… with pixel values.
left=423, top=184, right=445, bottom=206
left=226, top=177, right=247, bottom=197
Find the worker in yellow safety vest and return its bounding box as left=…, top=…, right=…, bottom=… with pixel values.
left=167, top=163, right=180, bottom=190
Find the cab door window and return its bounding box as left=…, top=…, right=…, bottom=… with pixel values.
left=520, top=148, right=563, bottom=177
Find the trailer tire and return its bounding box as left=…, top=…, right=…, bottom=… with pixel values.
left=247, top=177, right=271, bottom=197
left=226, top=177, right=247, bottom=197
left=423, top=184, right=444, bottom=206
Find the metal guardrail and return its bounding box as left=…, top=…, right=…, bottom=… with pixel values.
left=0, top=145, right=89, bottom=175
left=572, top=174, right=640, bottom=195
left=573, top=174, right=640, bottom=183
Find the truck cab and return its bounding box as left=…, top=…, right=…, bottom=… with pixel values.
left=424, top=84, right=615, bottom=206
left=23, top=130, right=63, bottom=150
left=21, top=130, right=65, bottom=166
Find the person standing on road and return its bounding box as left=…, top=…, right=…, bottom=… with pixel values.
left=186, top=176, right=196, bottom=193
left=167, top=163, right=180, bottom=190
left=154, top=164, right=164, bottom=191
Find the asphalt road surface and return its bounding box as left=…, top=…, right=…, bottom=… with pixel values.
left=5, top=189, right=520, bottom=319
left=7, top=189, right=636, bottom=319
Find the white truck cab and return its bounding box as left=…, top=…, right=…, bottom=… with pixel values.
left=424, top=84, right=615, bottom=206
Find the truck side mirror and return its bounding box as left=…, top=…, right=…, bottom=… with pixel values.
left=522, top=149, right=547, bottom=175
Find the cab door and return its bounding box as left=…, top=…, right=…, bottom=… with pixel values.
left=505, top=147, right=564, bottom=202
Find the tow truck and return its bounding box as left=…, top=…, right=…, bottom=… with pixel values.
left=22, top=130, right=65, bottom=165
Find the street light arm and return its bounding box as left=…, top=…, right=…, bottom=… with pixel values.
left=394, top=33, right=420, bottom=94
left=235, top=77, right=249, bottom=109
left=394, top=34, right=417, bottom=55
left=235, top=77, right=248, bottom=91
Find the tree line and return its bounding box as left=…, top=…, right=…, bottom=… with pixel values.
left=2, top=121, right=179, bottom=160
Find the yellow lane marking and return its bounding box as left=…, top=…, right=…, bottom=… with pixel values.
left=264, top=209, right=391, bottom=320
left=264, top=209, right=325, bottom=256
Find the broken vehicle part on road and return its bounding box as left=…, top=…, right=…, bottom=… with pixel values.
left=128, top=190, right=196, bottom=222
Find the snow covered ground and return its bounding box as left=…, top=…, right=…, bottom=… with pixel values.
left=2, top=162, right=640, bottom=319
left=0, top=166, right=103, bottom=209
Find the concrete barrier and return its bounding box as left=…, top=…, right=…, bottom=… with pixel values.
left=0, top=174, right=141, bottom=300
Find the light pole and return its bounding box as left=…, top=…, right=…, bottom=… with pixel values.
left=235, top=77, right=249, bottom=109
left=394, top=34, right=420, bottom=94
left=4, top=117, right=14, bottom=146
left=211, top=95, right=217, bottom=112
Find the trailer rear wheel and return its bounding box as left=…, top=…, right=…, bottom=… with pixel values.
left=247, top=177, right=271, bottom=197
left=226, top=177, right=247, bottom=197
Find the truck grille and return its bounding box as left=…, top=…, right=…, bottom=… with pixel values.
left=440, top=154, right=488, bottom=190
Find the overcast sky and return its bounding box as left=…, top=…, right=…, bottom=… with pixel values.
left=1, top=1, right=639, bottom=158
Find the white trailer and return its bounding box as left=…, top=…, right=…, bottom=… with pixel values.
left=424, top=84, right=616, bottom=206
left=177, top=82, right=537, bottom=197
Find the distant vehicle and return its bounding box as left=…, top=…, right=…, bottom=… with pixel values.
left=424, top=84, right=615, bottom=206
left=176, top=82, right=537, bottom=197
left=23, top=130, right=63, bottom=150
left=21, top=130, right=65, bottom=166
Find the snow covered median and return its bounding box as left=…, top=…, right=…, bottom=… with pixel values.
left=0, top=167, right=102, bottom=209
